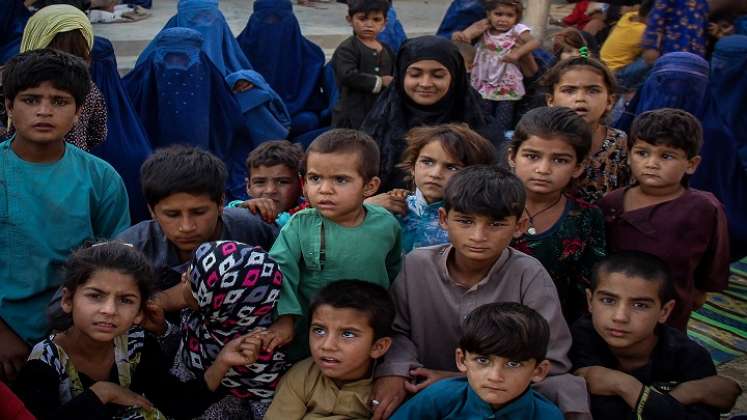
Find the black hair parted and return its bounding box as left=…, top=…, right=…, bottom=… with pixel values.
left=246, top=140, right=304, bottom=175
left=591, top=251, right=676, bottom=304
left=63, top=241, right=155, bottom=309
left=459, top=302, right=550, bottom=362
left=141, top=146, right=227, bottom=208
left=444, top=165, right=525, bottom=220
left=511, top=106, right=592, bottom=162
left=309, top=280, right=395, bottom=340
left=483, top=0, right=523, bottom=18
left=347, top=0, right=391, bottom=16
left=2, top=48, right=90, bottom=109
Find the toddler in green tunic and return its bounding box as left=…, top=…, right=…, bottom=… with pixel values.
left=266, top=129, right=402, bottom=361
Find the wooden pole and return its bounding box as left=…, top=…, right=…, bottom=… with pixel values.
left=524, top=0, right=552, bottom=40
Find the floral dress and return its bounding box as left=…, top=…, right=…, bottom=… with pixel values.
left=471, top=23, right=530, bottom=101
left=512, top=196, right=606, bottom=323
left=572, top=127, right=631, bottom=204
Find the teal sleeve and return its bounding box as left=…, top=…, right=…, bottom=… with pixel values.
left=94, top=174, right=131, bottom=238
left=390, top=381, right=449, bottom=419
left=270, top=217, right=305, bottom=317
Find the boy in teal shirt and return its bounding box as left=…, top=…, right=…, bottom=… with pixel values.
left=0, top=49, right=129, bottom=381
left=265, top=129, right=401, bottom=361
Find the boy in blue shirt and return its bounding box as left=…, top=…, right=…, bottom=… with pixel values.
left=0, top=49, right=129, bottom=381
left=392, top=302, right=563, bottom=419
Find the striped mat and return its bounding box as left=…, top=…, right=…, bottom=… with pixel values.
left=687, top=257, right=747, bottom=365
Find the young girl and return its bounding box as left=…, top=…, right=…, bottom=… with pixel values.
left=543, top=56, right=630, bottom=203
left=367, top=124, right=497, bottom=253
left=457, top=0, right=540, bottom=133
left=509, top=107, right=606, bottom=324
left=15, top=242, right=262, bottom=420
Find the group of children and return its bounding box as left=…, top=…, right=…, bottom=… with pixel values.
left=0, top=0, right=745, bottom=419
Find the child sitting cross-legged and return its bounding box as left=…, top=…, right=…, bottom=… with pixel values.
left=370, top=165, right=591, bottom=419
left=391, top=302, right=563, bottom=419
left=265, top=280, right=394, bottom=419
left=571, top=251, right=741, bottom=420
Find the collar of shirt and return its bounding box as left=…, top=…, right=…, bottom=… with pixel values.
left=465, top=380, right=536, bottom=417
left=410, top=188, right=444, bottom=216
left=437, top=245, right=511, bottom=291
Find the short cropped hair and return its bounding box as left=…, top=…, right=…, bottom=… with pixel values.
left=245, top=140, right=304, bottom=177
left=304, top=129, right=380, bottom=181
left=347, top=0, right=390, bottom=16
left=630, top=108, right=702, bottom=159
left=484, top=0, right=523, bottom=19
left=511, top=106, right=592, bottom=162
left=444, top=165, right=525, bottom=220
left=2, top=48, right=90, bottom=109
left=590, top=251, right=675, bottom=304
left=141, top=146, right=227, bottom=208
left=309, top=280, right=395, bottom=340
left=459, top=302, right=550, bottom=362
left=398, top=123, right=497, bottom=183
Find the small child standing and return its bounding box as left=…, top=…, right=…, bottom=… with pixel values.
left=544, top=56, right=630, bottom=204
left=460, top=0, right=540, bottom=133
left=265, top=129, right=402, bottom=362
left=509, top=107, right=606, bottom=324
left=599, top=109, right=730, bottom=331
left=332, top=0, right=394, bottom=130
left=265, top=280, right=394, bottom=419
left=391, top=302, right=563, bottom=419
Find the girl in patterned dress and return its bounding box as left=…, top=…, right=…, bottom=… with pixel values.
left=15, top=242, right=261, bottom=420
left=456, top=0, right=540, bottom=134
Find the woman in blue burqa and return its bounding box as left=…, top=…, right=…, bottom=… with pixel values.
left=123, top=28, right=252, bottom=201
left=0, top=0, right=30, bottom=64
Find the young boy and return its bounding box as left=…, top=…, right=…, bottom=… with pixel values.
left=598, top=108, right=730, bottom=331
left=571, top=251, right=741, bottom=419
left=391, top=302, right=563, bottom=419
left=227, top=140, right=306, bottom=225
left=265, top=129, right=402, bottom=362
left=0, top=49, right=130, bottom=381
left=265, top=280, right=394, bottom=419
left=331, top=0, right=394, bottom=130
left=370, top=165, right=591, bottom=419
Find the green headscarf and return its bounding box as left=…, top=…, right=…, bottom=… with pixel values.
left=20, top=4, right=94, bottom=53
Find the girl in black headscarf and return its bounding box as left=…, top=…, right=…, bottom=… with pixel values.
left=361, top=35, right=500, bottom=191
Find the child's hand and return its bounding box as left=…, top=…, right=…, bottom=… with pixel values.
left=365, top=190, right=408, bottom=216
left=138, top=299, right=166, bottom=335
left=90, top=381, right=154, bottom=409
left=370, top=375, right=409, bottom=420
left=216, top=331, right=264, bottom=367
left=382, top=75, right=394, bottom=87
left=462, top=18, right=490, bottom=41
left=503, top=51, right=521, bottom=64
left=576, top=366, right=642, bottom=406
left=404, top=367, right=461, bottom=393
left=263, top=315, right=295, bottom=353
left=451, top=31, right=469, bottom=43
left=241, top=198, right=279, bottom=223
left=0, top=323, right=29, bottom=382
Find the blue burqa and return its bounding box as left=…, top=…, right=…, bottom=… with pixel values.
left=378, top=6, right=407, bottom=53
left=1, top=0, right=30, bottom=64
left=436, top=0, right=484, bottom=40
left=236, top=0, right=326, bottom=123
left=89, top=36, right=153, bottom=224
left=123, top=28, right=252, bottom=201
left=225, top=69, right=291, bottom=143
left=136, top=0, right=252, bottom=76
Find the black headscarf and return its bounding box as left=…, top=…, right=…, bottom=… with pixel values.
left=361, top=35, right=500, bottom=191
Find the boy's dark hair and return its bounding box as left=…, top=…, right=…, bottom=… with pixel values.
left=347, top=0, right=390, bottom=16
left=511, top=106, right=592, bottom=162
left=398, top=123, right=497, bottom=183
left=304, top=129, right=380, bottom=181
left=245, top=140, right=304, bottom=177
left=309, top=280, right=395, bottom=340
left=459, top=302, right=550, bottom=362
left=64, top=242, right=155, bottom=309
left=630, top=108, right=702, bottom=159
left=2, top=48, right=90, bottom=109
left=639, top=0, right=654, bottom=18
left=141, top=146, right=227, bottom=208
left=484, top=0, right=523, bottom=19
left=444, top=165, right=525, bottom=220
left=591, top=251, right=675, bottom=304
left=541, top=56, right=618, bottom=97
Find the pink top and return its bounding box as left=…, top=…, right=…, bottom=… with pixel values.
left=470, top=23, right=530, bottom=101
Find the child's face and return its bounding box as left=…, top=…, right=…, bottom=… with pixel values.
left=149, top=192, right=222, bottom=256
left=586, top=271, right=675, bottom=353
left=560, top=47, right=580, bottom=61
left=309, top=304, right=391, bottom=384
left=6, top=81, right=80, bottom=146
left=628, top=140, right=701, bottom=191
left=439, top=209, right=525, bottom=265
left=248, top=164, right=301, bottom=213
left=403, top=60, right=453, bottom=106
left=547, top=68, right=613, bottom=126
left=509, top=135, right=584, bottom=197
left=488, top=5, right=519, bottom=32
left=62, top=269, right=143, bottom=342
left=347, top=11, right=387, bottom=41
left=412, top=140, right=463, bottom=204
left=456, top=350, right=549, bottom=409
left=304, top=151, right=380, bottom=226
